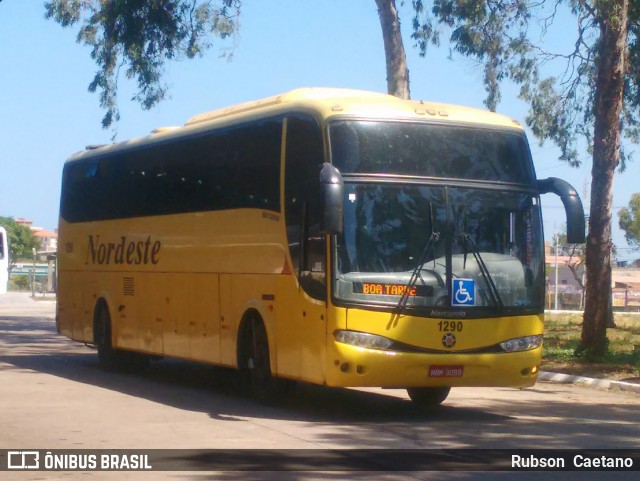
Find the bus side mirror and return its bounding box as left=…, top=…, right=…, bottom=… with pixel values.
left=320, top=162, right=344, bottom=235
left=537, top=177, right=585, bottom=244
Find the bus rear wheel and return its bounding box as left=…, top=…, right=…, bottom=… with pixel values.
left=406, top=387, right=451, bottom=407
left=94, top=302, right=148, bottom=371
left=95, top=303, right=118, bottom=370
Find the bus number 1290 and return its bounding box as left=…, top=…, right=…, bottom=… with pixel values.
left=438, top=320, right=463, bottom=332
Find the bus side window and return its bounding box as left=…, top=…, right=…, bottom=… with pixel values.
left=285, top=115, right=327, bottom=301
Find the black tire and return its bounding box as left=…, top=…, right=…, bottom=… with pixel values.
left=406, top=387, right=451, bottom=407
left=95, top=303, right=118, bottom=370
left=238, top=315, right=290, bottom=402
left=95, top=303, right=149, bottom=372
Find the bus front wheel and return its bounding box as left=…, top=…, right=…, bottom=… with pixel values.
left=406, top=387, right=451, bottom=407
left=238, top=314, right=290, bottom=402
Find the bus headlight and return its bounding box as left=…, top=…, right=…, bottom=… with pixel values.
left=334, top=330, right=395, bottom=351
left=500, top=335, right=543, bottom=352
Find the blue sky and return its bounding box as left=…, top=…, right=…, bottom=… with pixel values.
left=1, top=1, right=637, bottom=260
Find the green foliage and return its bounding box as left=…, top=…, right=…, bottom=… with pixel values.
left=0, top=217, right=40, bottom=268
left=11, top=275, right=29, bottom=291
left=574, top=337, right=609, bottom=362
left=45, top=0, right=240, bottom=129
left=618, top=192, right=640, bottom=248
left=626, top=1, right=640, bottom=145
left=543, top=313, right=640, bottom=369
left=410, top=1, right=638, bottom=169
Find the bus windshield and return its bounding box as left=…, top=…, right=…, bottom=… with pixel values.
left=329, top=120, right=535, bottom=184
left=332, top=181, right=544, bottom=312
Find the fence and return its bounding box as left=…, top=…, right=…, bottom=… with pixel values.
left=613, top=288, right=640, bottom=311
left=547, top=285, right=640, bottom=312
left=9, top=263, right=55, bottom=293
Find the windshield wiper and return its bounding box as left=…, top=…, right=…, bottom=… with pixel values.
left=394, top=232, right=441, bottom=315
left=460, top=233, right=504, bottom=309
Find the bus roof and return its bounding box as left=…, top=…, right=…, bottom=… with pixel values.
left=67, top=87, right=522, bottom=162
left=185, top=87, right=521, bottom=129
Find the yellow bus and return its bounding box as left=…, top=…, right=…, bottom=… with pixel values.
left=56, top=88, right=584, bottom=406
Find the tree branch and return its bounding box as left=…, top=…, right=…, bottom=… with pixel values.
left=577, top=0, right=597, bottom=20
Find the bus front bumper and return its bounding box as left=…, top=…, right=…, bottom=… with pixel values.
left=325, top=342, right=541, bottom=389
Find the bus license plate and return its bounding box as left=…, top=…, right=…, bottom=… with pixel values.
left=429, top=365, right=464, bottom=377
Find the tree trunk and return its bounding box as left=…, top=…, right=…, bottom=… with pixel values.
left=581, top=0, right=628, bottom=357
left=375, top=0, right=410, bottom=99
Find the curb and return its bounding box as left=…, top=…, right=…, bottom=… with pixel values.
left=538, top=371, right=640, bottom=394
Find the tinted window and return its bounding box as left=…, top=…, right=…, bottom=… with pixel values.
left=61, top=119, right=283, bottom=222
left=330, top=121, right=534, bottom=184
left=284, top=115, right=326, bottom=300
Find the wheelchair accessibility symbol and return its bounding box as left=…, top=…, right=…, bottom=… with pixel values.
left=452, top=279, right=475, bottom=306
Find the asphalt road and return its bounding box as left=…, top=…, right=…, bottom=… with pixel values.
left=0, top=293, right=638, bottom=481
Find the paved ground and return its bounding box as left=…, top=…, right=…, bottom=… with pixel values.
left=0, top=292, right=638, bottom=481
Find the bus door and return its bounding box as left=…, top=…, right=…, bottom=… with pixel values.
left=278, top=114, right=328, bottom=383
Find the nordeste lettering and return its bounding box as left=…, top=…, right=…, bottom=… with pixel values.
left=85, top=235, right=161, bottom=265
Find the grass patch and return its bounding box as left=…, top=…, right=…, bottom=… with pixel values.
left=542, top=312, right=640, bottom=382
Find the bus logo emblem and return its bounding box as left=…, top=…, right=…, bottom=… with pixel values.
left=452, top=279, right=475, bottom=306
left=442, top=333, right=456, bottom=348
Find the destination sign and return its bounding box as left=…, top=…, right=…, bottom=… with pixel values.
left=353, top=283, right=433, bottom=297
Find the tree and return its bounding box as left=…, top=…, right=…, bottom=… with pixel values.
left=375, top=0, right=411, bottom=99
left=619, top=193, right=640, bottom=248
left=48, top=0, right=414, bottom=117
left=45, top=0, right=240, bottom=129
left=409, top=0, right=636, bottom=358
left=0, top=217, right=40, bottom=272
